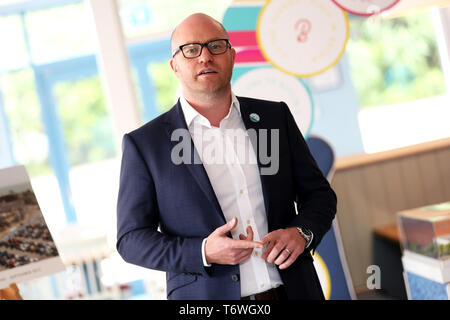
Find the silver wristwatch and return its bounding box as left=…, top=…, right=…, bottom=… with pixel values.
left=296, top=227, right=313, bottom=248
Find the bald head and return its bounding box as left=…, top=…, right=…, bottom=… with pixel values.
left=170, top=13, right=228, bottom=53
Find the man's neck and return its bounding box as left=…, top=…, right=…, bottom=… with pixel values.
left=183, top=89, right=232, bottom=127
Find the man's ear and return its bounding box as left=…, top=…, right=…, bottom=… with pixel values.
left=230, top=47, right=236, bottom=66
left=170, top=58, right=178, bottom=74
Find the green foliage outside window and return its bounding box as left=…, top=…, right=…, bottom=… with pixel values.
left=53, top=77, right=116, bottom=167
left=149, top=61, right=179, bottom=113
left=2, top=72, right=116, bottom=175
left=1, top=69, right=52, bottom=177
left=346, top=10, right=446, bottom=109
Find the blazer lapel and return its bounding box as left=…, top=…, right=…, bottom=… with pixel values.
left=238, top=97, right=273, bottom=222
left=164, top=101, right=226, bottom=224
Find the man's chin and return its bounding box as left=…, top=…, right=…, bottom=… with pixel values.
left=194, top=84, right=228, bottom=96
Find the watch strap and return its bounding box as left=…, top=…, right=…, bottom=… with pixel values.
left=296, top=227, right=313, bottom=248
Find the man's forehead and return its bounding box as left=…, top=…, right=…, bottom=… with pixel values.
left=177, top=36, right=227, bottom=46
left=171, top=14, right=227, bottom=48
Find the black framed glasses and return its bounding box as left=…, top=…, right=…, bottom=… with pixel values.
left=172, top=39, right=231, bottom=59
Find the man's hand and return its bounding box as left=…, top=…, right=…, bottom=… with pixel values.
left=261, top=227, right=306, bottom=270
left=205, top=217, right=264, bottom=265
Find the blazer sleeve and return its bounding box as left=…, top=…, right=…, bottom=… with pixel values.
left=116, top=133, right=209, bottom=276
left=281, top=102, right=337, bottom=252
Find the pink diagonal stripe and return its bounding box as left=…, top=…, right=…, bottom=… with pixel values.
left=235, top=48, right=266, bottom=63
left=228, top=31, right=258, bottom=47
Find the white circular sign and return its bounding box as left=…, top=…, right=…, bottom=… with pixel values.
left=312, top=252, right=331, bottom=299
left=232, top=68, right=313, bottom=136
left=332, top=0, right=400, bottom=16
left=257, top=0, right=349, bottom=77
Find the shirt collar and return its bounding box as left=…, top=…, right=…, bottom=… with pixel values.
left=180, top=92, right=241, bottom=128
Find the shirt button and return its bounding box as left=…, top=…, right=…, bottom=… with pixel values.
left=231, top=274, right=240, bottom=282
left=239, top=190, right=243, bottom=195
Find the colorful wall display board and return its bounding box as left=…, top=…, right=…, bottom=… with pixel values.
left=332, top=0, right=401, bottom=16
left=257, top=0, right=349, bottom=78
left=223, top=0, right=355, bottom=300
left=0, top=165, right=65, bottom=289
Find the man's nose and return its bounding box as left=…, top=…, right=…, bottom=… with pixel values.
left=198, top=46, right=213, bottom=63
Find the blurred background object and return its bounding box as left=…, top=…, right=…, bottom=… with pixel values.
left=0, top=283, right=23, bottom=300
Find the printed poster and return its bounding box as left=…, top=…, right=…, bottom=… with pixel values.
left=0, top=165, right=65, bottom=289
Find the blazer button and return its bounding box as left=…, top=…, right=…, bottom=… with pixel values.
left=231, top=274, right=240, bottom=282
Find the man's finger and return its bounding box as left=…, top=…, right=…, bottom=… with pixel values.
left=279, top=248, right=302, bottom=270
left=230, top=238, right=263, bottom=249
left=274, top=248, right=291, bottom=266
left=266, top=241, right=285, bottom=263
left=261, top=231, right=275, bottom=245
left=239, top=226, right=254, bottom=241
left=261, top=240, right=275, bottom=260
left=236, top=250, right=253, bottom=264
left=214, top=217, right=237, bottom=235
left=246, top=226, right=254, bottom=241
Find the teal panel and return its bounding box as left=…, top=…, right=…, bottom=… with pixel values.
left=222, top=6, right=262, bottom=31
left=231, top=64, right=269, bottom=83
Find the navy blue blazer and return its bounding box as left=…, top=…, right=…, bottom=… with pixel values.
left=116, top=96, right=337, bottom=300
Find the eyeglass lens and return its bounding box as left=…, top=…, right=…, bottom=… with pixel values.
left=182, top=40, right=229, bottom=58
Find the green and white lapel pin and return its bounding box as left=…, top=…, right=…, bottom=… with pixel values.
left=249, top=113, right=260, bottom=123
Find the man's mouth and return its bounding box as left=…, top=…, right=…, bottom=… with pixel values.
left=198, top=69, right=217, bottom=75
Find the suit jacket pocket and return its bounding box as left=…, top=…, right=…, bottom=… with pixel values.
left=166, top=272, right=198, bottom=298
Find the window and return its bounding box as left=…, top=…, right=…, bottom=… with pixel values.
left=53, top=76, right=116, bottom=167
left=148, top=60, right=178, bottom=113
left=0, top=69, right=49, bottom=176
left=0, top=14, right=28, bottom=70
left=25, top=2, right=93, bottom=63
left=348, top=10, right=445, bottom=108
left=346, top=9, right=449, bottom=153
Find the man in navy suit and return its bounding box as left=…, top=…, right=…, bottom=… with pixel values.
left=116, top=13, right=337, bottom=300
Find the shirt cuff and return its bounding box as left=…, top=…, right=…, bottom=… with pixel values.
left=201, top=238, right=212, bottom=267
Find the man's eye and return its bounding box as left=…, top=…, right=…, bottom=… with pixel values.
left=184, top=46, right=199, bottom=54
left=210, top=43, right=222, bottom=50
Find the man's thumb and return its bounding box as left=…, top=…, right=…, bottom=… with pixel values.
left=216, top=217, right=237, bottom=235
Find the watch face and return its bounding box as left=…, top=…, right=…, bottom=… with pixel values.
left=303, top=228, right=312, bottom=237
left=299, top=227, right=311, bottom=237
left=297, top=227, right=313, bottom=248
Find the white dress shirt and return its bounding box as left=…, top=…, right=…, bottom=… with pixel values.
left=180, top=93, right=283, bottom=297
